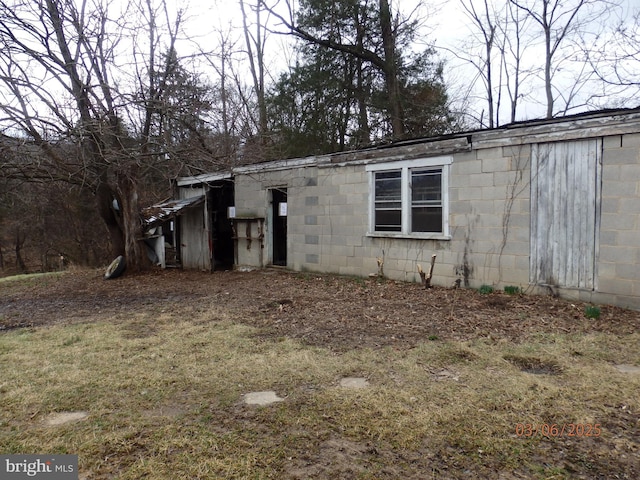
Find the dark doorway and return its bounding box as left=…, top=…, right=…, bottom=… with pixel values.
left=209, top=180, right=235, bottom=270
left=271, top=188, right=287, bottom=266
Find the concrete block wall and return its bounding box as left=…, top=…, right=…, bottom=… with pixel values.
left=595, top=133, right=640, bottom=309
left=233, top=172, right=267, bottom=268
left=446, top=146, right=532, bottom=290
left=310, top=148, right=532, bottom=289
left=234, top=150, right=533, bottom=292
left=234, top=165, right=320, bottom=267
left=292, top=165, right=370, bottom=275
left=230, top=131, right=639, bottom=310
left=294, top=164, right=459, bottom=282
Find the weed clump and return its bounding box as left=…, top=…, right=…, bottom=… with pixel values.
left=585, top=305, right=601, bottom=319
left=478, top=285, right=494, bottom=295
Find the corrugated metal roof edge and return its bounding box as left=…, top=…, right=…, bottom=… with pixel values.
left=141, top=195, right=205, bottom=228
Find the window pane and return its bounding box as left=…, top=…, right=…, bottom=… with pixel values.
left=412, top=207, right=442, bottom=233
left=412, top=169, right=441, bottom=204
left=411, top=168, right=442, bottom=233
left=375, top=209, right=402, bottom=231
left=375, top=171, right=402, bottom=232
left=375, top=171, right=401, bottom=201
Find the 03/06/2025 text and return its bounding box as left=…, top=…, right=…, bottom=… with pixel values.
left=515, top=423, right=601, bottom=438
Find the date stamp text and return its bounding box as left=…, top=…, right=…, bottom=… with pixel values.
left=515, top=423, right=601, bottom=438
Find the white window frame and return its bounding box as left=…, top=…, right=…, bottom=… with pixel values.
left=366, top=156, right=452, bottom=239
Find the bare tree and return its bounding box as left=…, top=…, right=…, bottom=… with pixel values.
left=240, top=0, right=270, bottom=145
left=195, top=23, right=265, bottom=166
left=583, top=7, right=640, bottom=105
left=499, top=1, right=533, bottom=123
left=215, top=30, right=237, bottom=160
left=452, top=0, right=534, bottom=127
left=460, top=0, right=498, bottom=127
left=509, top=0, right=610, bottom=118
left=0, top=0, right=196, bottom=271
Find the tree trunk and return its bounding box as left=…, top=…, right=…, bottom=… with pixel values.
left=116, top=167, right=149, bottom=273
left=542, top=0, right=553, bottom=118
left=379, top=0, right=405, bottom=139
left=544, top=25, right=554, bottom=118
left=96, top=182, right=126, bottom=258
left=15, top=229, right=27, bottom=273
left=240, top=0, right=268, bottom=145
left=356, top=62, right=370, bottom=145
left=486, top=36, right=495, bottom=128
left=355, top=8, right=370, bottom=146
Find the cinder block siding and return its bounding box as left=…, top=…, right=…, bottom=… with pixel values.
left=291, top=165, right=369, bottom=274
left=447, top=146, right=531, bottom=290
left=233, top=149, right=533, bottom=292
left=596, top=134, right=640, bottom=309
left=235, top=165, right=321, bottom=267
left=228, top=122, right=640, bottom=310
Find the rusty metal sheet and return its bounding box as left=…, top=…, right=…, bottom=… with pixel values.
left=141, top=195, right=205, bottom=229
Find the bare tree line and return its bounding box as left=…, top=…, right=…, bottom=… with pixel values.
left=0, top=0, right=638, bottom=273
left=449, top=0, right=638, bottom=128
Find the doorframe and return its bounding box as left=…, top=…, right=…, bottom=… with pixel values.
left=268, top=187, right=288, bottom=266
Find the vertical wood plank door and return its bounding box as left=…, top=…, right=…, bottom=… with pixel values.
left=530, top=138, right=602, bottom=290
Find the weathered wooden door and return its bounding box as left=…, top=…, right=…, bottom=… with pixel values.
left=530, top=139, right=602, bottom=290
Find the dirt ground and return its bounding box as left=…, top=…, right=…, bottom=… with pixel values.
left=1, top=268, right=639, bottom=350
left=2, top=268, right=640, bottom=479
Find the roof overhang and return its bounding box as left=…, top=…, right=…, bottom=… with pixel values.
left=141, top=195, right=205, bottom=229
left=176, top=171, right=232, bottom=187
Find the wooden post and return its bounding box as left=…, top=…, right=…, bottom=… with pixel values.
left=376, top=256, right=384, bottom=277
left=417, top=254, right=437, bottom=289
left=425, top=254, right=436, bottom=288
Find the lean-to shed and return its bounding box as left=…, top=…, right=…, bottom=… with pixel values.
left=174, top=108, right=640, bottom=310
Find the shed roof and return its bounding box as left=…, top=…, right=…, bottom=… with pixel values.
left=175, top=107, right=640, bottom=187
left=141, top=195, right=205, bottom=229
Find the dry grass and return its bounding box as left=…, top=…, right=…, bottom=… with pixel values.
left=0, top=271, right=68, bottom=283
left=1, top=282, right=639, bottom=478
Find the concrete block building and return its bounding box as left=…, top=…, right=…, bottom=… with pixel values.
left=158, top=108, right=640, bottom=310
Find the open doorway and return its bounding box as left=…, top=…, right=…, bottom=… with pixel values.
left=209, top=180, right=235, bottom=270
left=270, top=188, right=287, bottom=266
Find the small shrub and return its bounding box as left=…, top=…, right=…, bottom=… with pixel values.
left=585, top=305, right=601, bottom=319
left=478, top=284, right=494, bottom=295
left=504, top=286, right=521, bottom=295
left=428, top=335, right=439, bottom=341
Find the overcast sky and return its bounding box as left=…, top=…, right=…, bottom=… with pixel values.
left=175, top=0, right=639, bottom=126
left=7, top=0, right=635, bottom=131
left=430, top=0, right=639, bottom=123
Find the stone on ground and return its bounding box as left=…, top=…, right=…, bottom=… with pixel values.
left=339, top=377, right=369, bottom=389
left=244, top=391, right=284, bottom=406
left=45, top=411, right=89, bottom=426
left=614, top=364, right=640, bottom=374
